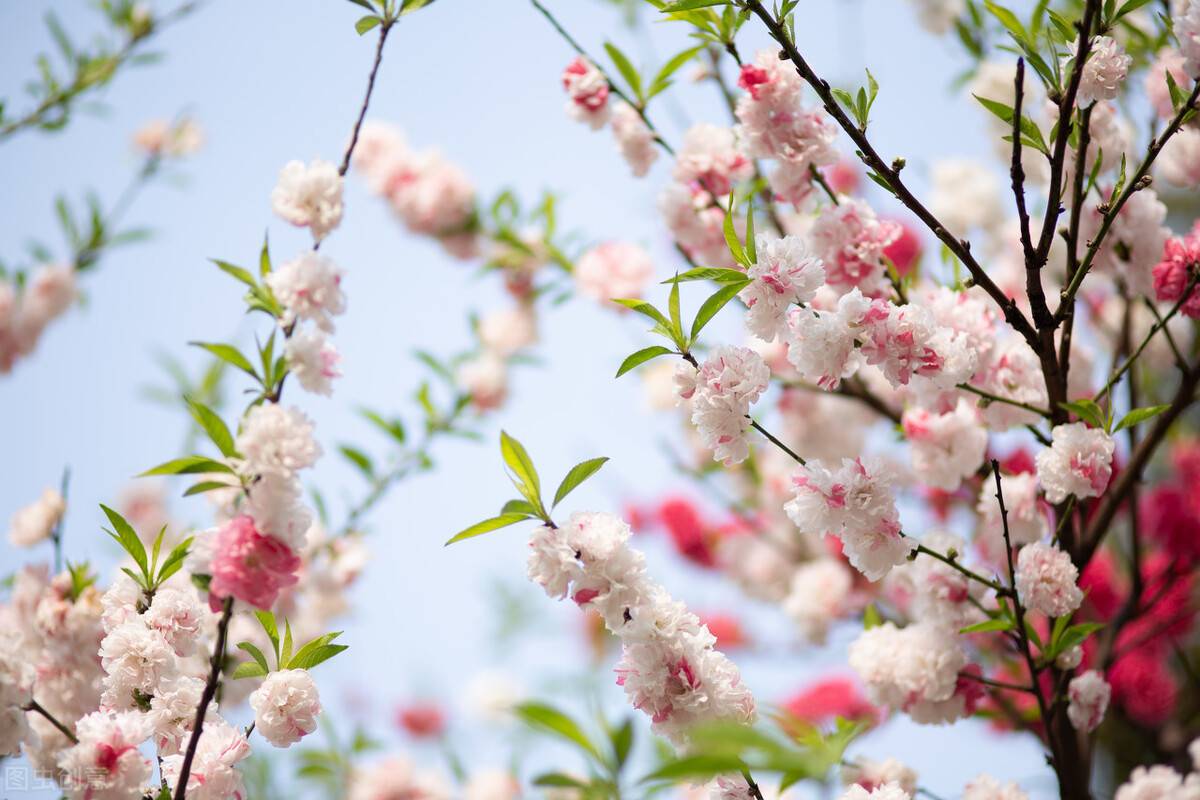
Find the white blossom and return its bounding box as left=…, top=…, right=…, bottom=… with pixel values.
left=782, top=558, right=854, bottom=644
left=1073, top=36, right=1131, bottom=106
left=265, top=252, right=347, bottom=332
left=271, top=159, right=344, bottom=242
left=1016, top=542, right=1084, bottom=617
left=285, top=328, right=341, bottom=396
left=1035, top=422, right=1115, bottom=502
left=8, top=487, right=65, bottom=547
left=250, top=668, right=322, bottom=747
left=902, top=399, right=988, bottom=491
left=741, top=234, right=826, bottom=341
left=58, top=710, right=153, bottom=800
left=236, top=403, right=322, bottom=480
left=1067, top=670, right=1111, bottom=732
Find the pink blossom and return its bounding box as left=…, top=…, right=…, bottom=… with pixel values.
left=562, top=56, right=611, bottom=129
left=811, top=199, right=902, bottom=295
left=209, top=515, right=301, bottom=610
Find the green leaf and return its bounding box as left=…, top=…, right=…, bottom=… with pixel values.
left=690, top=280, right=749, bottom=343
left=500, top=499, right=539, bottom=516
left=862, top=603, right=882, bottom=628
left=552, top=457, right=610, bottom=508
left=360, top=408, right=406, bottom=443
left=1059, top=399, right=1107, bottom=431
left=281, top=619, right=294, bottom=667
left=611, top=718, right=634, bottom=768
left=211, top=259, right=257, bottom=288
left=186, top=397, right=237, bottom=458
left=514, top=702, right=605, bottom=763
left=140, top=456, right=234, bottom=476
left=668, top=279, right=682, bottom=338
left=190, top=342, right=258, bottom=380
left=500, top=430, right=542, bottom=511
left=338, top=445, right=375, bottom=479
left=532, top=774, right=591, bottom=789
left=1114, top=404, right=1170, bottom=433
left=722, top=199, right=746, bottom=267
left=255, top=610, right=280, bottom=663
left=101, top=505, right=149, bottom=581
left=155, top=536, right=193, bottom=587
left=604, top=42, right=643, bottom=102
left=648, top=45, right=704, bottom=98
left=973, top=95, right=1048, bottom=154
left=641, top=754, right=746, bottom=783
left=662, top=267, right=750, bottom=284
left=445, top=513, right=530, bottom=545
left=744, top=199, right=756, bottom=264
left=237, top=641, right=271, bottom=673
left=1113, top=0, right=1153, bottom=19
left=231, top=660, right=269, bottom=680
left=288, top=631, right=348, bottom=670
left=984, top=0, right=1027, bottom=44
left=183, top=480, right=232, bottom=497
left=960, top=617, right=1015, bottom=634
left=660, top=0, right=729, bottom=9
left=355, top=14, right=382, bottom=34
left=616, top=345, right=675, bottom=378
left=611, top=299, right=674, bottom=337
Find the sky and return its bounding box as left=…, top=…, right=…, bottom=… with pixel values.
left=0, top=0, right=1056, bottom=797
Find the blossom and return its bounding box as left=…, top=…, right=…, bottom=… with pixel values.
left=271, top=159, right=344, bottom=242
left=892, top=531, right=981, bottom=628
left=929, top=159, right=1003, bottom=237
left=8, top=487, right=65, bottom=547
left=842, top=759, right=919, bottom=795
left=659, top=181, right=740, bottom=267
left=98, top=619, right=178, bottom=708
left=839, top=782, right=912, bottom=800
left=1072, top=36, right=1130, bottom=106
left=902, top=400, right=988, bottom=491
left=783, top=288, right=871, bottom=389
left=906, top=0, right=964, bottom=34
left=740, top=234, right=826, bottom=341
left=848, top=622, right=968, bottom=720
left=782, top=558, right=854, bottom=644
left=1067, top=670, right=1111, bottom=732
left=611, top=102, right=658, bottom=176
left=859, top=299, right=977, bottom=390
left=348, top=756, right=453, bottom=800
left=1114, top=765, right=1193, bottom=800
left=395, top=702, right=446, bottom=738
left=150, top=674, right=207, bottom=754
left=1015, top=542, right=1084, bottom=617
left=12, top=264, right=77, bottom=355
left=386, top=149, right=478, bottom=244
left=1082, top=187, right=1169, bottom=296
left=1180, top=0, right=1200, bottom=78
left=973, top=340, right=1049, bottom=430
left=673, top=124, right=753, bottom=197
left=160, top=717, right=251, bottom=800
left=58, top=710, right=153, bottom=800
left=478, top=305, right=537, bottom=358
left=684, top=346, right=770, bottom=466
left=243, top=473, right=313, bottom=550
left=785, top=457, right=911, bottom=581
left=133, top=117, right=203, bottom=157
left=456, top=352, right=508, bottom=411
left=1146, top=50, right=1191, bottom=117
left=1035, top=422, right=1115, bottom=502
left=575, top=242, right=656, bottom=304
left=1159, top=127, right=1200, bottom=188
left=962, top=775, right=1030, bottom=800
left=782, top=676, right=877, bottom=725
left=209, top=514, right=302, bottom=609
left=250, top=668, right=322, bottom=747
left=811, top=199, right=902, bottom=295
left=143, top=587, right=206, bottom=657
left=562, top=56, right=611, bottom=129
left=285, top=328, right=341, bottom=396
left=236, top=403, right=322, bottom=479
left=465, top=769, right=521, bottom=800
left=1153, top=229, right=1200, bottom=317
left=735, top=51, right=837, bottom=170
left=266, top=251, right=346, bottom=332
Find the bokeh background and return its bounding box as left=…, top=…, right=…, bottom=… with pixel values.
left=1, top=1, right=1051, bottom=797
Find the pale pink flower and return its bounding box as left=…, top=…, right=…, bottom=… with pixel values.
left=1153, top=230, right=1200, bottom=317
left=236, top=403, right=322, bottom=479
left=783, top=558, right=854, bottom=644
left=1067, top=670, right=1111, bottom=732
left=456, top=353, right=508, bottom=411
left=811, top=199, right=901, bottom=295
left=575, top=242, right=655, bottom=304
left=243, top=474, right=313, bottom=551
left=840, top=785, right=912, bottom=800
left=735, top=50, right=837, bottom=170
left=842, top=760, right=918, bottom=795
left=386, top=150, right=477, bottom=242
left=133, top=117, right=203, bottom=157
left=1159, top=127, right=1200, bottom=188
left=686, top=346, right=771, bottom=466
left=673, top=123, right=753, bottom=197
left=266, top=251, right=346, bottom=332
left=1016, top=542, right=1084, bottom=617
left=1035, top=422, right=1115, bottom=502
left=783, top=288, right=871, bottom=389
left=348, top=756, right=453, bottom=800
left=562, top=56, right=611, bottom=129
left=271, top=159, right=344, bottom=243
left=740, top=234, right=826, bottom=341
left=902, top=399, right=988, bottom=491
left=963, top=775, right=1030, bottom=800
left=611, top=102, right=658, bottom=176
left=8, top=487, right=65, bottom=548
left=1145, top=50, right=1191, bottom=117
left=658, top=181, right=740, bottom=267
left=250, top=668, right=322, bottom=747
left=209, top=515, right=302, bottom=609
left=285, top=328, right=341, bottom=396
left=479, top=305, right=537, bottom=357
left=848, top=622, right=969, bottom=720
left=58, top=710, right=153, bottom=800
left=1114, top=765, right=1191, bottom=800
left=1072, top=36, right=1130, bottom=105
left=160, top=717, right=251, bottom=800
left=1177, top=0, right=1200, bottom=78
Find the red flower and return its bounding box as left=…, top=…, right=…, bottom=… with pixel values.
left=395, top=702, right=446, bottom=739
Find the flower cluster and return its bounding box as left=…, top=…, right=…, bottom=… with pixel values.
left=0, top=265, right=77, bottom=374
left=526, top=512, right=755, bottom=744
left=675, top=346, right=771, bottom=466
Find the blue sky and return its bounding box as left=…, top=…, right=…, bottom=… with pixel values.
left=0, top=0, right=1054, bottom=797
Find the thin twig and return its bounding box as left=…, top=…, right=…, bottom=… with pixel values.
left=22, top=699, right=79, bottom=744
left=748, top=418, right=805, bottom=464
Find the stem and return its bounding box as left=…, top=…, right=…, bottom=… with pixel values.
left=173, top=597, right=233, bottom=800
left=21, top=699, right=79, bottom=744
left=529, top=0, right=674, bottom=155
left=913, top=543, right=1010, bottom=596
left=958, top=671, right=1036, bottom=694
left=748, top=418, right=805, bottom=465
left=338, top=19, right=395, bottom=179
left=1054, top=79, right=1200, bottom=323
left=740, top=0, right=1040, bottom=349
left=740, top=769, right=765, bottom=800
left=958, top=382, right=1051, bottom=418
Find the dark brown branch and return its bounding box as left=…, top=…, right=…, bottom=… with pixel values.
left=173, top=596, right=233, bottom=800
left=338, top=18, right=395, bottom=178
left=22, top=699, right=78, bottom=744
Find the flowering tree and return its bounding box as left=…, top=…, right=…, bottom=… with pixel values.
left=4, top=0, right=1200, bottom=799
